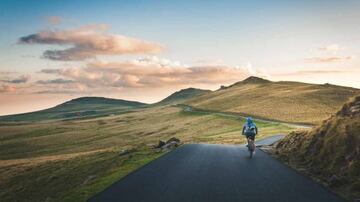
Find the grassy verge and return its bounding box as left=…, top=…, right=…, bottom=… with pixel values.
left=274, top=96, right=360, bottom=201
left=64, top=147, right=165, bottom=202
left=0, top=147, right=164, bottom=202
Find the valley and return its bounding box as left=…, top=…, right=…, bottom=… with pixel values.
left=0, top=76, right=358, bottom=201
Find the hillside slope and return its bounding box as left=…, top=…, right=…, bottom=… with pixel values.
left=276, top=95, right=360, bottom=200
left=156, top=88, right=211, bottom=105
left=0, top=106, right=295, bottom=202
left=186, top=76, right=359, bottom=124
left=0, top=97, right=147, bottom=122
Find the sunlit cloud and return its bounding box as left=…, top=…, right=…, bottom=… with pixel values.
left=36, top=78, right=74, bottom=84
left=33, top=81, right=87, bottom=94
left=0, top=74, right=31, bottom=83
left=305, top=44, right=354, bottom=63
left=305, top=56, right=354, bottom=63
left=40, top=57, right=256, bottom=90
left=241, top=62, right=270, bottom=79
left=18, top=25, right=164, bottom=61
left=273, top=69, right=350, bottom=76
left=318, top=44, right=342, bottom=52
left=0, top=85, right=16, bottom=93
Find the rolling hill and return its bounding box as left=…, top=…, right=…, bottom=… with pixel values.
left=186, top=76, right=359, bottom=124
left=0, top=97, right=148, bottom=122
left=0, top=105, right=295, bottom=202
left=276, top=95, right=360, bottom=200
left=155, top=87, right=211, bottom=105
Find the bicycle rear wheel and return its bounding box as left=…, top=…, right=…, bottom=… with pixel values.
left=248, top=139, right=255, bottom=158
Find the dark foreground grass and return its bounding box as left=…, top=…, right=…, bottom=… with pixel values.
left=0, top=147, right=164, bottom=202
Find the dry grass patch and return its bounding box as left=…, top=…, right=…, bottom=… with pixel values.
left=187, top=80, right=358, bottom=124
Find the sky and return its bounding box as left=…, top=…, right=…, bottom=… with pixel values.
left=0, top=0, right=360, bottom=115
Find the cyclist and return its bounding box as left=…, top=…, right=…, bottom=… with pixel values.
left=242, top=117, right=258, bottom=147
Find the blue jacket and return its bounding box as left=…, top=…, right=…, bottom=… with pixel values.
left=242, top=118, right=258, bottom=135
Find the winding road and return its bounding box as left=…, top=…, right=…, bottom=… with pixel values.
left=89, top=137, right=342, bottom=202
left=180, top=105, right=313, bottom=129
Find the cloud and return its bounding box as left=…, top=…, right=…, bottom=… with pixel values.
left=1, top=74, right=31, bottom=83
left=46, top=16, right=62, bottom=25
left=274, top=70, right=350, bottom=76
left=0, top=85, right=16, bottom=93
left=305, top=56, right=354, bottom=63
left=0, top=71, right=17, bottom=75
left=36, top=78, right=74, bottom=84
left=33, top=80, right=87, bottom=94
left=41, top=57, right=254, bottom=89
left=40, top=69, right=60, bottom=74
left=241, top=62, right=270, bottom=78
left=34, top=90, right=79, bottom=94
left=319, top=44, right=342, bottom=52
left=18, top=25, right=164, bottom=61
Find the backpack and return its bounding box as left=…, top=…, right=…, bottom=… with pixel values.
left=244, top=125, right=256, bottom=136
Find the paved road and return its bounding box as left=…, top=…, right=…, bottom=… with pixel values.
left=255, top=134, right=285, bottom=146
left=89, top=143, right=342, bottom=202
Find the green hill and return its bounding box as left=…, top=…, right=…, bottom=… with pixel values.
left=276, top=95, right=360, bottom=200
left=156, top=87, right=211, bottom=105
left=0, top=97, right=148, bottom=122
left=186, top=76, right=359, bottom=124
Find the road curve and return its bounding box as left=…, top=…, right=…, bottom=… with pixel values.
left=89, top=144, right=343, bottom=202
left=180, top=105, right=313, bottom=129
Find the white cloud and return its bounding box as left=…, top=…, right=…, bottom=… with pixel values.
left=305, top=56, right=354, bottom=63
left=40, top=57, right=263, bottom=90
left=18, top=25, right=164, bottom=61
left=319, top=44, right=342, bottom=52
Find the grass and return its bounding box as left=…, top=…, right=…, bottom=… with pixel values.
left=186, top=78, right=358, bottom=124
left=155, top=88, right=211, bottom=105
left=0, top=106, right=297, bottom=202
left=275, top=95, right=360, bottom=200
left=179, top=107, right=296, bottom=144
left=0, top=146, right=164, bottom=202
left=63, top=148, right=164, bottom=202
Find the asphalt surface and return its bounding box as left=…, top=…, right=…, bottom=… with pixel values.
left=89, top=141, right=343, bottom=202
left=255, top=134, right=285, bottom=146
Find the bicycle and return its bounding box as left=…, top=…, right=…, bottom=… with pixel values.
left=247, top=137, right=255, bottom=158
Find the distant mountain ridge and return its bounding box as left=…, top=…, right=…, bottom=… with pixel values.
left=58, top=97, right=146, bottom=107
left=186, top=76, right=359, bottom=124
left=0, top=86, right=212, bottom=122
left=230, top=76, right=272, bottom=86
left=156, top=88, right=211, bottom=105
left=0, top=97, right=148, bottom=122
left=1, top=76, right=359, bottom=123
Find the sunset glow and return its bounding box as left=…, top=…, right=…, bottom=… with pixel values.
left=1, top=0, right=359, bottom=115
